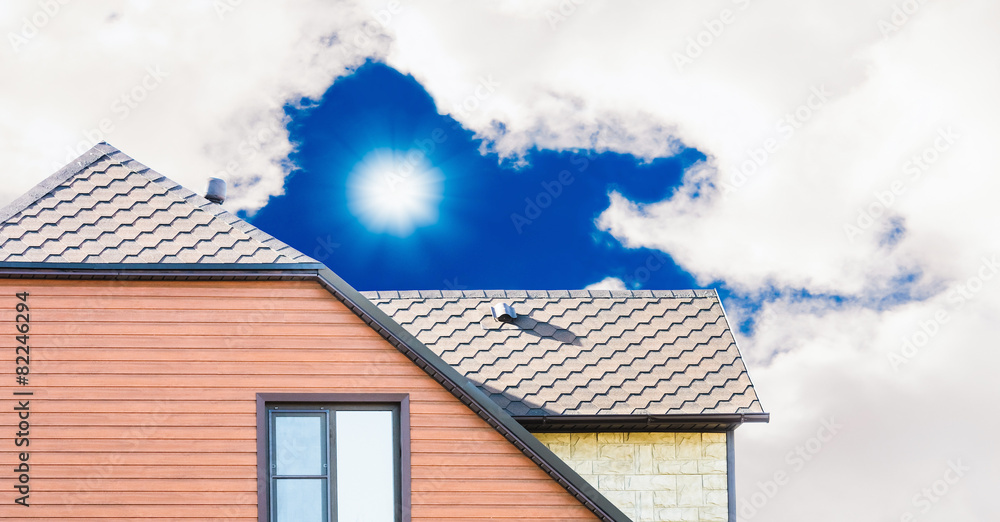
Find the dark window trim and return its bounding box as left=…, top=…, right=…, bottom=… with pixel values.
left=256, top=393, right=411, bottom=522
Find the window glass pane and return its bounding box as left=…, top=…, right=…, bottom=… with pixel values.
left=335, top=410, right=396, bottom=521
left=275, top=414, right=325, bottom=476
left=275, top=478, right=326, bottom=522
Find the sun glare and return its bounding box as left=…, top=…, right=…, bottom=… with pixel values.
left=346, top=149, right=444, bottom=236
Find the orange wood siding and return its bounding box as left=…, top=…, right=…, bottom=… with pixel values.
left=0, top=279, right=598, bottom=521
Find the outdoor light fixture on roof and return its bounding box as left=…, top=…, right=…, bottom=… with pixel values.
left=491, top=302, right=517, bottom=323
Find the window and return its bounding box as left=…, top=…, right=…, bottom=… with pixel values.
left=257, top=394, right=410, bottom=522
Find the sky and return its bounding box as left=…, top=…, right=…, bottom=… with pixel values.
left=2, top=1, right=998, bottom=521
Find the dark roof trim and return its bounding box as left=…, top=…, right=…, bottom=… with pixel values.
left=0, top=266, right=630, bottom=522
left=516, top=413, right=770, bottom=433
left=364, top=288, right=718, bottom=299
left=0, top=262, right=328, bottom=272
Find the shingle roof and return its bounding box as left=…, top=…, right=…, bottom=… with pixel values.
left=0, top=143, right=316, bottom=266
left=362, top=289, right=765, bottom=418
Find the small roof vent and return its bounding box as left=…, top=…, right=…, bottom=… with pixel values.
left=491, top=302, right=517, bottom=323
left=205, top=177, right=226, bottom=204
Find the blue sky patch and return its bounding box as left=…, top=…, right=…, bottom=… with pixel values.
left=247, top=63, right=704, bottom=291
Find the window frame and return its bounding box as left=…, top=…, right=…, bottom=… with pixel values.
left=257, top=393, right=411, bottom=522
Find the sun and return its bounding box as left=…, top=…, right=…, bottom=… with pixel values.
left=346, top=149, right=444, bottom=236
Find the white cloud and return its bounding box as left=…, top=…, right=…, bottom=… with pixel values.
left=584, top=276, right=627, bottom=291
left=0, top=0, right=389, bottom=212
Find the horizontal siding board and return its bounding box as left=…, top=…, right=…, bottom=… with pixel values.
left=412, top=505, right=596, bottom=518
left=0, top=413, right=256, bottom=426
left=29, top=491, right=258, bottom=504
left=33, top=478, right=255, bottom=492
left=31, top=309, right=363, bottom=324
left=0, top=505, right=257, bottom=517
left=11, top=387, right=460, bottom=401
left=27, top=347, right=403, bottom=362
left=2, top=426, right=257, bottom=439
left=0, top=516, right=257, bottom=522
left=33, top=361, right=426, bottom=375
left=0, top=452, right=256, bottom=466
left=0, top=279, right=598, bottom=521
left=24, top=335, right=392, bottom=350
left=0, top=400, right=257, bottom=414
left=23, top=465, right=257, bottom=479
left=27, top=321, right=380, bottom=336
left=29, top=295, right=340, bottom=310
left=23, top=439, right=254, bottom=452
left=18, top=374, right=450, bottom=387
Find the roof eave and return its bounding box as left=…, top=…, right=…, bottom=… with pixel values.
left=0, top=262, right=327, bottom=273
left=516, top=412, right=771, bottom=433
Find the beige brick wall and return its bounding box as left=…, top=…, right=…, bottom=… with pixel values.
left=533, top=432, right=728, bottom=522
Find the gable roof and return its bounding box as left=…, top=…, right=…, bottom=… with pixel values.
left=0, top=143, right=630, bottom=522
left=0, top=143, right=317, bottom=267
left=362, top=290, right=767, bottom=430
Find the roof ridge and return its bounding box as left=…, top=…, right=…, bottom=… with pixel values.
left=360, top=288, right=719, bottom=299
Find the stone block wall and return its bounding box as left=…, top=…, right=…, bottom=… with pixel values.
left=533, top=432, right=728, bottom=522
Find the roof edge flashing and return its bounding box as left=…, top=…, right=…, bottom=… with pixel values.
left=515, top=412, right=770, bottom=431
left=0, top=262, right=327, bottom=272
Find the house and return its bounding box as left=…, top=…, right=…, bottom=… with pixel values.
left=0, top=143, right=767, bottom=521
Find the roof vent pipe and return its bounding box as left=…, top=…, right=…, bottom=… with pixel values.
left=205, top=177, right=226, bottom=204
left=491, top=302, right=517, bottom=323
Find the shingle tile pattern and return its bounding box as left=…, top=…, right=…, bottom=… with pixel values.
left=362, top=289, right=765, bottom=417
left=0, top=143, right=315, bottom=265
